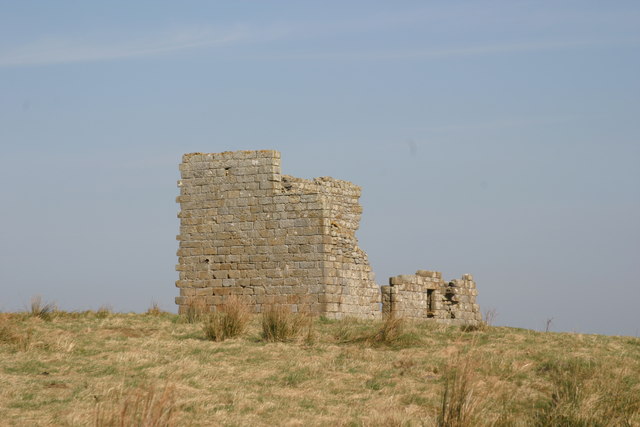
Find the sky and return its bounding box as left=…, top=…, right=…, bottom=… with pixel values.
left=1, top=1, right=638, bottom=336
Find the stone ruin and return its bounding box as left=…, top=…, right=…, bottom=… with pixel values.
left=382, top=272, right=481, bottom=325
left=175, top=150, right=481, bottom=325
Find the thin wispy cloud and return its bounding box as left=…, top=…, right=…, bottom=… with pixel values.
left=247, top=38, right=640, bottom=62
left=2, top=5, right=638, bottom=69
left=0, top=25, right=283, bottom=67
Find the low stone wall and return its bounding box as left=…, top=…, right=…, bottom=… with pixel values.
left=381, top=270, right=482, bottom=325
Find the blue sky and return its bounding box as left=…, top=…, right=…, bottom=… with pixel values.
left=1, top=1, right=639, bottom=336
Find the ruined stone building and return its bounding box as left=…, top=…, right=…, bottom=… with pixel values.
left=175, top=150, right=481, bottom=325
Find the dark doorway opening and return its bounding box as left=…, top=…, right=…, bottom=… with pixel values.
left=427, top=289, right=435, bottom=318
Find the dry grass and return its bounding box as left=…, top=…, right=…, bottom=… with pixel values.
left=438, top=353, right=481, bottom=427
left=96, top=306, right=112, bottom=319
left=370, top=315, right=405, bottom=345
left=145, top=302, right=163, bottom=316
left=0, top=311, right=638, bottom=426
left=0, top=315, right=33, bottom=351
left=261, top=305, right=306, bottom=342
left=94, top=383, right=176, bottom=427
left=331, top=315, right=414, bottom=347
left=531, top=355, right=640, bottom=426
left=203, top=296, right=251, bottom=341
left=460, top=310, right=496, bottom=333
left=184, top=299, right=208, bottom=323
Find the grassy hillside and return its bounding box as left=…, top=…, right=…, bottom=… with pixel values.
left=1, top=306, right=639, bottom=426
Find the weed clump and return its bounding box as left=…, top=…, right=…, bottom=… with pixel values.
left=203, top=296, right=250, bottom=341
left=261, top=305, right=305, bottom=342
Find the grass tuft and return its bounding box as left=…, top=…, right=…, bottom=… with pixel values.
left=332, top=317, right=366, bottom=343
left=96, top=306, right=112, bottom=319
left=146, top=302, right=163, bottom=316
left=29, top=296, right=56, bottom=321
left=261, top=305, right=305, bottom=342
left=369, top=315, right=404, bottom=345
left=203, top=296, right=250, bottom=341
left=461, top=310, right=496, bottom=333
left=303, top=314, right=316, bottom=346
left=184, top=299, right=208, bottom=323
left=438, top=354, right=480, bottom=427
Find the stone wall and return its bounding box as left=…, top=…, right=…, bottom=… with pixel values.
left=175, top=150, right=380, bottom=319
left=381, top=271, right=482, bottom=325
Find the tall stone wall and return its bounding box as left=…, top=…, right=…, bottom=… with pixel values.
left=381, top=270, right=482, bottom=325
left=175, top=150, right=380, bottom=319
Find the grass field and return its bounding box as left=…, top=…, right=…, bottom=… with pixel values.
left=1, top=305, right=639, bottom=426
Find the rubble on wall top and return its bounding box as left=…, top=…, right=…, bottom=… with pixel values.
left=281, top=175, right=361, bottom=194
left=182, top=150, right=280, bottom=162
left=416, top=270, right=442, bottom=279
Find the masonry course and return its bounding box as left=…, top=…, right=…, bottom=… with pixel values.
left=175, top=150, right=481, bottom=324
